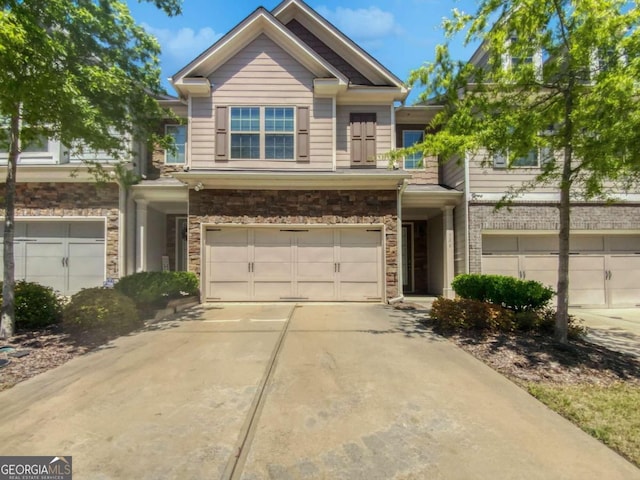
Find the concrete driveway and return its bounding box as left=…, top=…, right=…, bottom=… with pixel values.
left=570, top=308, right=640, bottom=358
left=0, top=304, right=638, bottom=479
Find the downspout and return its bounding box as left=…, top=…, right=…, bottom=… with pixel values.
left=389, top=179, right=408, bottom=304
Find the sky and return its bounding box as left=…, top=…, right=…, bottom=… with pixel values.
left=127, top=0, right=480, bottom=103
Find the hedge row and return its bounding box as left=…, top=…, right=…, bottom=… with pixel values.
left=1, top=271, right=199, bottom=341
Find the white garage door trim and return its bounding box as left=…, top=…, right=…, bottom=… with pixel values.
left=482, top=232, right=640, bottom=308
left=0, top=217, right=108, bottom=295
left=202, top=224, right=386, bottom=302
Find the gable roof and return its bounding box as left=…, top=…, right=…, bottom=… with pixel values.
left=171, top=7, right=348, bottom=97
left=272, top=0, right=405, bottom=88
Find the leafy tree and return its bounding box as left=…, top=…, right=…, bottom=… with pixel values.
left=406, top=0, right=640, bottom=343
left=0, top=0, right=182, bottom=338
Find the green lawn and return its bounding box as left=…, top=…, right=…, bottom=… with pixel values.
left=528, top=382, right=640, bottom=467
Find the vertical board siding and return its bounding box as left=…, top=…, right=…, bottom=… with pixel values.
left=336, top=105, right=392, bottom=169
left=190, top=34, right=332, bottom=169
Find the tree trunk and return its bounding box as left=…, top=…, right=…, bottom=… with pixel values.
left=0, top=110, right=20, bottom=339
left=555, top=86, right=574, bottom=345
left=556, top=155, right=571, bottom=344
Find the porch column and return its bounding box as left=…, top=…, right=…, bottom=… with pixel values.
left=442, top=205, right=455, bottom=299
left=136, top=199, right=148, bottom=272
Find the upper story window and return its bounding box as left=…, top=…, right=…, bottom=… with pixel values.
left=494, top=147, right=552, bottom=168
left=402, top=130, right=424, bottom=170
left=230, top=106, right=295, bottom=160
left=165, top=125, right=187, bottom=164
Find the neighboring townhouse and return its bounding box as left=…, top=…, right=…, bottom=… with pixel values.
left=0, top=133, right=141, bottom=296
left=131, top=0, right=462, bottom=303
left=437, top=42, right=640, bottom=309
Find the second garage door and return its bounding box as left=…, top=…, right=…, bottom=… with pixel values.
left=482, top=234, right=640, bottom=308
left=205, top=226, right=384, bottom=302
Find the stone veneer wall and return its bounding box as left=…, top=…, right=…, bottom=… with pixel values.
left=468, top=203, right=640, bottom=273
left=189, top=189, right=399, bottom=300
left=0, top=182, right=120, bottom=277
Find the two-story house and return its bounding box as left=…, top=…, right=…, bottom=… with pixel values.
left=129, top=0, right=461, bottom=303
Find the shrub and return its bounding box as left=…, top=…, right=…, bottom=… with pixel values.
left=0, top=280, right=63, bottom=330
left=63, top=287, right=141, bottom=341
left=430, top=297, right=514, bottom=332
left=114, top=271, right=199, bottom=309
left=452, top=274, right=554, bottom=312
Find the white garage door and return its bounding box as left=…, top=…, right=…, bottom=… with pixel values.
left=0, top=221, right=106, bottom=295
left=205, top=227, right=384, bottom=302
left=482, top=234, right=640, bottom=308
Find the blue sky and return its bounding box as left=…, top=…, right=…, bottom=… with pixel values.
left=128, top=0, right=479, bottom=102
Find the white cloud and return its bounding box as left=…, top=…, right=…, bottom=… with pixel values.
left=142, top=24, right=222, bottom=62
left=315, top=5, right=403, bottom=46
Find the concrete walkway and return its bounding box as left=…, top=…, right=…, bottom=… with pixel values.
left=0, top=304, right=638, bottom=479
left=570, top=308, right=640, bottom=358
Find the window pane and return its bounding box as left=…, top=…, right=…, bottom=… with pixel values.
left=22, top=135, right=49, bottom=153
left=265, top=107, right=294, bottom=132
left=265, top=134, right=294, bottom=159
left=403, top=130, right=424, bottom=169
left=231, top=133, right=260, bottom=159
left=230, top=107, right=260, bottom=132
left=512, top=150, right=538, bottom=167
left=166, top=125, right=187, bottom=164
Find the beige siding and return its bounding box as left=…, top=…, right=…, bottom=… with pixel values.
left=336, top=105, right=392, bottom=169
left=468, top=149, right=557, bottom=193
left=190, top=34, right=332, bottom=170
left=441, top=155, right=465, bottom=191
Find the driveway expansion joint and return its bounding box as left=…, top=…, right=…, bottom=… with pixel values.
left=221, top=304, right=298, bottom=480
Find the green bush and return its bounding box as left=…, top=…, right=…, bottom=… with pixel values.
left=63, top=287, right=141, bottom=340
left=0, top=280, right=63, bottom=330
left=452, top=274, right=554, bottom=312
left=114, top=271, right=199, bottom=309
left=430, top=297, right=515, bottom=332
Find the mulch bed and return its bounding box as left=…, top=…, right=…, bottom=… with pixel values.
left=0, top=326, right=91, bottom=392
left=396, top=302, right=640, bottom=386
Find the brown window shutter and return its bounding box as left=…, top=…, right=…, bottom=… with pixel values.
left=350, top=113, right=376, bottom=166
left=215, top=106, right=227, bottom=160
left=297, top=106, right=310, bottom=162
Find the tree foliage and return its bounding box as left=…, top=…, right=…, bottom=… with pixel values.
left=405, top=0, right=640, bottom=342
left=0, top=0, right=182, bottom=338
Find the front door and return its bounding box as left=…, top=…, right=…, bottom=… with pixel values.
left=402, top=223, right=413, bottom=293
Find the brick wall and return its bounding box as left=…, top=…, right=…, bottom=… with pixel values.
left=189, top=189, right=399, bottom=299
left=468, top=202, right=640, bottom=272
left=0, top=182, right=120, bottom=277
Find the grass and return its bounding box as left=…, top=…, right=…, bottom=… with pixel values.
left=527, top=382, right=640, bottom=467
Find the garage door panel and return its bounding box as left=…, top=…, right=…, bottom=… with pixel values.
left=254, top=282, right=293, bottom=300
left=340, top=229, right=380, bottom=245
left=69, top=222, right=104, bottom=238
left=569, top=289, right=606, bottom=306
left=297, top=281, right=335, bottom=300
left=482, top=256, right=519, bottom=277
left=209, top=281, right=250, bottom=301
left=253, top=262, right=292, bottom=281
left=340, top=262, right=378, bottom=282
left=25, top=222, right=67, bottom=238
left=340, top=282, right=379, bottom=301
left=608, top=256, right=640, bottom=307
left=297, top=262, right=334, bottom=281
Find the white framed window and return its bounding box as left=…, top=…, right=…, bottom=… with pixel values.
left=230, top=106, right=295, bottom=160
left=493, top=147, right=553, bottom=168
left=165, top=124, right=187, bottom=164
left=402, top=130, right=424, bottom=169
